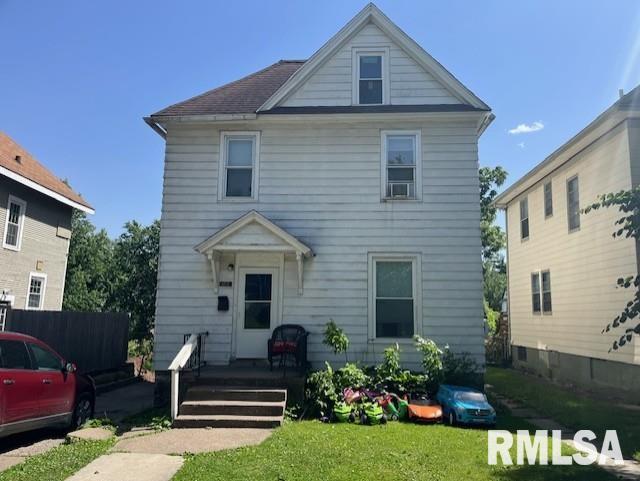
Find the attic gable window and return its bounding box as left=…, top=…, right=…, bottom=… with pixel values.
left=218, top=132, right=260, bottom=201
left=353, top=48, right=389, bottom=105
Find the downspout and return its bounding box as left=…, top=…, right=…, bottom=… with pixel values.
left=144, top=117, right=167, bottom=139
left=504, top=207, right=512, bottom=361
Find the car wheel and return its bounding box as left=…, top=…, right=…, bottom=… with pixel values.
left=72, top=395, right=94, bottom=429
left=448, top=411, right=456, bottom=426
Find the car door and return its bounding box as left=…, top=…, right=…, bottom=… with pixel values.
left=27, top=342, right=75, bottom=417
left=0, top=340, right=42, bottom=424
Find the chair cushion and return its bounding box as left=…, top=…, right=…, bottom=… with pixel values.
left=272, top=340, right=298, bottom=354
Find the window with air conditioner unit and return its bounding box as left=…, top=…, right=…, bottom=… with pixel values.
left=381, top=131, right=422, bottom=201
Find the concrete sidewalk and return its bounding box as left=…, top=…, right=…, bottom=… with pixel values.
left=65, top=453, right=183, bottom=481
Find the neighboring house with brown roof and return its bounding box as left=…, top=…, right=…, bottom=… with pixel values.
left=0, top=132, right=93, bottom=320
left=146, top=4, right=493, bottom=374
left=493, top=86, right=640, bottom=399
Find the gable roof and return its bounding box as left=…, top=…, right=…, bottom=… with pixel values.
left=0, top=132, right=94, bottom=213
left=259, top=3, right=490, bottom=112
left=194, top=210, right=313, bottom=256
left=151, top=60, right=305, bottom=117
left=493, top=85, right=640, bottom=209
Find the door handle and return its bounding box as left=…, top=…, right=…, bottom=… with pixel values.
left=42, top=379, right=52, bottom=384
left=3, top=379, right=15, bottom=385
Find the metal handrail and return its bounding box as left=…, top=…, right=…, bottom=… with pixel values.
left=169, top=331, right=209, bottom=420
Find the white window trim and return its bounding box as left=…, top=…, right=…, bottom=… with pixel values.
left=217, top=131, right=261, bottom=201
left=352, top=47, right=390, bottom=105
left=367, top=253, right=422, bottom=343
left=25, top=272, right=47, bottom=311
left=2, top=195, right=27, bottom=251
left=380, top=130, right=422, bottom=201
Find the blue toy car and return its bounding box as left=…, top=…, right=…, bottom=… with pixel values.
left=436, top=384, right=496, bottom=427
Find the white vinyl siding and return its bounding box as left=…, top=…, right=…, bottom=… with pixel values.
left=26, top=273, right=46, bottom=311
left=381, top=130, right=422, bottom=200
left=506, top=122, right=638, bottom=366
left=155, top=118, right=484, bottom=370
left=282, top=22, right=459, bottom=107
left=2, top=195, right=26, bottom=251
left=218, top=132, right=260, bottom=201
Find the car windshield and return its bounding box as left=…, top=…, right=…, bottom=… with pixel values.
left=454, top=392, right=487, bottom=403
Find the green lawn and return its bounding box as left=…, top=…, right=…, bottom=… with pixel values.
left=0, top=439, right=114, bottom=481
left=172, top=418, right=615, bottom=481
left=486, top=367, right=640, bottom=461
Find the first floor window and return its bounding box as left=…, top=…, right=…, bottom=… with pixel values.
left=373, top=257, right=417, bottom=338
left=541, top=270, right=552, bottom=313
left=3, top=195, right=26, bottom=250
left=520, top=198, right=529, bottom=240
left=220, top=132, right=259, bottom=199
left=531, top=272, right=541, bottom=314
left=382, top=131, right=421, bottom=200
left=27, top=274, right=46, bottom=310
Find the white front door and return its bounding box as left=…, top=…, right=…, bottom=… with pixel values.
left=236, top=267, right=279, bottom=359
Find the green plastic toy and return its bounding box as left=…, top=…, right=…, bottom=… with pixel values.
left=333, top=402, right=355, bottom=423
left=360, top=402, right=387, bottom=425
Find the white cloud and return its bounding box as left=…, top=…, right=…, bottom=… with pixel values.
left=508, top=121, right=544, bottom=135
left=517, top=142, right=525, bottom=149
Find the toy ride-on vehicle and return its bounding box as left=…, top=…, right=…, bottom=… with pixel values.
left=359, top=402, right=387, bottom=425
left=407, top=396, right=443, bottom=423
left=332, top=402, right=356, bottom=423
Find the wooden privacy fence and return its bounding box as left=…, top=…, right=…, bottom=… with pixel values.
left=4, top=310, right=129, bottom=373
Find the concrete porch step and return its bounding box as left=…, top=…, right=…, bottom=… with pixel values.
left=179, top=399, right=286, bottom=417
left=173, top=414, right=283, bottom=429
left=184, top=386, right=287, bottom=403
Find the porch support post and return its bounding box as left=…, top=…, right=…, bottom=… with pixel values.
left=296, top=251, right=304, bottom=295
left=207, top=252, right=219, bottom=294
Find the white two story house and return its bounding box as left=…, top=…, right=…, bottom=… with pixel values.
left=146, top=3, right=493, bottom=373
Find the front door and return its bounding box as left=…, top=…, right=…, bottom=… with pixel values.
left=236, top=268, right=279, bottom=359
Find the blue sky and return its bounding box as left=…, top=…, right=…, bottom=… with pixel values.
left=1, top=0, right=639, bottom=236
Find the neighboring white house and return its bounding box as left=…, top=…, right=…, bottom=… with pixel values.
left=494, top=86, right=640, bottom=398
left=146, top=3, right=493, bottom=372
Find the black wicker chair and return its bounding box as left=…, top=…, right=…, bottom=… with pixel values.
left=267, top=324, right=308, bottom=375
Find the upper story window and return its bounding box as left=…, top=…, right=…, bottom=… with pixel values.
left=353, top=48, right=389, bottom=105
left=381, top=131, right=422, bottom=200
left=544, top=181, right=553, bottom=218
left=520, top=197, right=529, bottom=240
left=218, top=132, right=260, bottom=201
left=369, top=254, right=421, bottom=339
left=567, top=176, right=580, bottom=231
left=26, top=273, right=46, bottom=311
left=3, top=195, right=26, bottom=251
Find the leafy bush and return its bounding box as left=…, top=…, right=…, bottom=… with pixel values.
left=413, top=335, right=444, bottom=393
left=483, top=299, right=500, bottom=336
left=442, top=349, right=483, bottom=389
left=333, top=363, right=370, bottom=392
left=323, top=319, right=349, bottom=361
left=149, top=415, right=172, bottom=431
left=377, top=343, right=401, bottom=379
left=371, top=343, right=426, bottom=394
left=304, top=362, right=337, bottom=417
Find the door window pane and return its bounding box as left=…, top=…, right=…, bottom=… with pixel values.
left=29, top=344, right=62, bottom=370
left=0, top=340, right=31, bottom=369
left=375, top=261, right=414, bottom=338
left=244, top=274, right=272, bottom=330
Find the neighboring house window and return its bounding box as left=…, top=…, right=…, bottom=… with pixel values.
left=517, top=346, right=527, bottom=362
left=218, top=132, right=260, bottom=200
left=353, top=48, right=388, bottom=105
left=2, top=195, right=26, bottom=251
left=544, top=182, right=553, bottom=218
left=381, top=131, right=422, bottom=200
left=26, top=273, right=46, bottom=311
left=520, top=198, right=529, bottom=240
left=567, top=176, right=580, bottom=231
left=369, top=254, right=421, bottom=339
left=531, top=272, right=541, bottom=314
left=541, top=270, right=552, bottom=313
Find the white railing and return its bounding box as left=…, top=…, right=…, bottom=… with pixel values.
left=168, top=332, right=208, bottom=420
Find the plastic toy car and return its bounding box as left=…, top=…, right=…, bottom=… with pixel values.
left=436, top=384, right=496, bottom=427
left=407, top=398, right=442, bottom=423
left=359, top=402, right=387, bottom=425
left=333, top=402, right=356, bottom=423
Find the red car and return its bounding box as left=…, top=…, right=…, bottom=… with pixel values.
left=0, top=331, right=95, bottom=438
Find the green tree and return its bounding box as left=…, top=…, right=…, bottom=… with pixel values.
left=63, top=211, right=114, bottom=311
left=109, top=220, right=160, bottom=350
left=479, top=166, right=508, bottom=263
left=584, top=187, right=640, bottom=351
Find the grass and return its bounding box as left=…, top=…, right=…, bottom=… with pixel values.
left=486, top=366, right=640, bottom=461
left=0, top=438, right=115, bottom=481
left=172, top=418, right=615, bottom=481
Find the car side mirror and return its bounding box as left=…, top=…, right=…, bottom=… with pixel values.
left=64, top=362, right=77, bottom=373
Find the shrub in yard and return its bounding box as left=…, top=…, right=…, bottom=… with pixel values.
left=333, top=362, right=370, bottom=392
left=373, top=343, right=426, bottom=394
left=323, top=319, right=349, bottom=362
left=442, top=349, right=484, bottom=389
left=413, top=335, right=444, bottom=393
left=304, top=362, right=338, bottom=417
